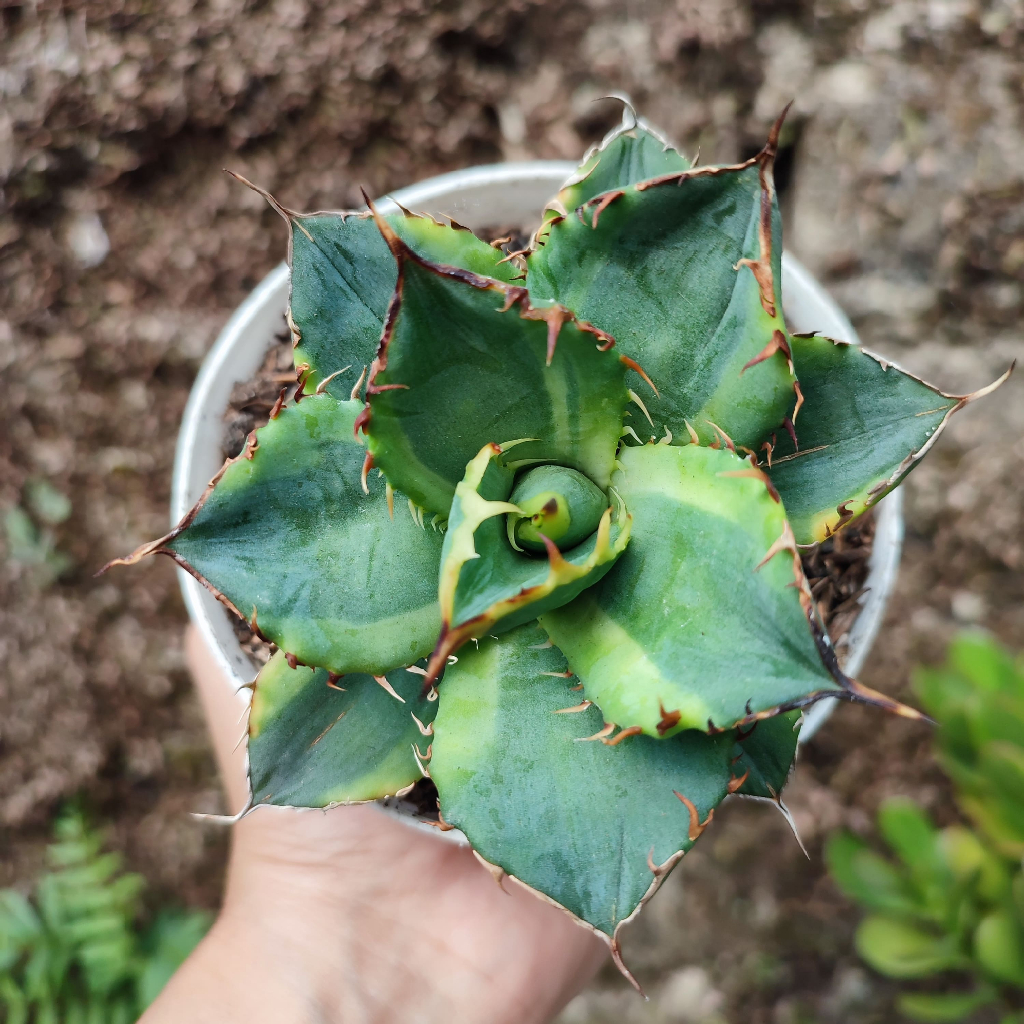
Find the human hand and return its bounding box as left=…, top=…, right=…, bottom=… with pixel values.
left=141, top=626, right=607, bottom=1024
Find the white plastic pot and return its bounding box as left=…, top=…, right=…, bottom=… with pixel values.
left=172, top=160, right=903, bottom=745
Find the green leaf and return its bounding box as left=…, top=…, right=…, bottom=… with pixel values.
left=363, top=225, right=630, bottom=517
left=974, top=909, right=1024, bottom=985
left=938, top=827, right=1011, bottom=905
left=553, top=108, right=689, bottom=214
left=58, top=876, right=141, bottom=918
left=4, top=506, right=72, bottom=583
left=1013, top=874, right=1024, bottom=928
left=877, top=799, right=947, bottom=882
left=76, top=932, right=136, bottom=993
left=732, top=711, right=801, bottom=800
left=508, top=465, right=608, bottom=552
left=946, top=631, right=1021, bottom=694
left=0, top=892, right=42, bottom=944
left=247, top=650, right=437, bottom=807
left=528, top=141, right=797, bottom=450
left=4, top=506, right=41, bottom=561
left=876, top=800, right=958, bottom=925
left=430, top=624, right=734, bottom=941
left=896, top=988, right=997, bottom=1023
left=978, top=741, right=1024, bottom=806
left=959, top=792, right=1024, bottom=859
left=115, top=396, right=444, bottom=677
left=855, top=916, right=968, bottom=979
left=25, top=480, right=71, bottom=527
left=61, top=913, right=133, bottom=945
left=541, top=444, right=848, bottom=737
left=768, top=335, right=1007, bottom=544
left=288, top=209, right=520, bottom=395
left=914, top=668, right=976, bottom=764
left=36, top=994, right=59, bottom=1024
left=0, top=977, right=29, bottom=1024
left=971, top=694, right=1024, bottom=756
left=426, top=443, right=630, bottom=681
left=826, top=832, right=927, bottom=919
left=104, top=998, right=136, bottom=1024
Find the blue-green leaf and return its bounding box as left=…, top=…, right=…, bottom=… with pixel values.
left=288, top=208, right=520, bottom=395
left=430, top=624, right=733, bottom=948
left=528, top=125, right=797, bottom=449
left=362, top=222, right=630, bottom=517
left=768, top=335, right=1009, bottom=544
left=732, top=712, right=801, bottom=800
left=247, top=650, right=437, bottom=807
left=553, top=106, right=689, bottom=214
left=108, top=396, right=443, bottom=676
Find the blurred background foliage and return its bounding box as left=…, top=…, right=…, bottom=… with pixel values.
left=0, top=807, right=210, bottom=1024
left=828, top=633, right=1024, bottom=1023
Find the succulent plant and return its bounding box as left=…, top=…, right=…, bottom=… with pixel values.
left=828, top=633, right=1024, bottom=1021
left=104, top=104, right=1008, bottom=988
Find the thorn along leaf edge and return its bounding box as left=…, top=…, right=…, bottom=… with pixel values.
left=103, top=101, right=1010, bottom=989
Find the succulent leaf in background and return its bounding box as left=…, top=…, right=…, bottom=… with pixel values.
left=105, top=102, right=1007, bottom=987
left=828, top=633, right=1024, bottom=1022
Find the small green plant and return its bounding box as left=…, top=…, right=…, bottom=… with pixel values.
left=827, top=633, right=1024, bottom=1022
left=3, top=480, right=73, bottom=587
left=104, top=103, right=1006, bottom=986
left=0, top=807, right=211, bottom=1023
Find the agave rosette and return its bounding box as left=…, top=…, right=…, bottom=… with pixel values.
left=107, top=105, right=1007, bottom=984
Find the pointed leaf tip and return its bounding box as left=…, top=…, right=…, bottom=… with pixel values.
left=770, top=337, right=1010, bottom=543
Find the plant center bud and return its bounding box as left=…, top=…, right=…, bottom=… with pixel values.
left=507, top=465, right=608, bottom=553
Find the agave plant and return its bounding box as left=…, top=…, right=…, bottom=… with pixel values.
left=105, top=105, right=1007, bottom=987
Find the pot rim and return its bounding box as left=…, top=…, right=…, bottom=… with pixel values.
left=172, top=158, right=903, bottom=755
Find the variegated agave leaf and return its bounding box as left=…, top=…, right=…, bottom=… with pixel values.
left=359, top=210, right=631, bottom=517
left=105, top=396, right=444, bottom=677
left=540, top=443, right=925, bottom=737
left=527, top=109, right=799, bottom=451
left=767, top=334, right=1012, bottom=544
left=425, top=442, right=630, bottom=683
left=248, top=650, right=437, bottom=808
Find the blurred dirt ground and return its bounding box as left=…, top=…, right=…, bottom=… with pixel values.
left=1, top=1, right=1023, bottom=1020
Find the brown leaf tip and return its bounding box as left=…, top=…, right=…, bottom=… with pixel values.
left=741, top=329, right=792, bottom=375
left=225, top=169, right=301, bottom=225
